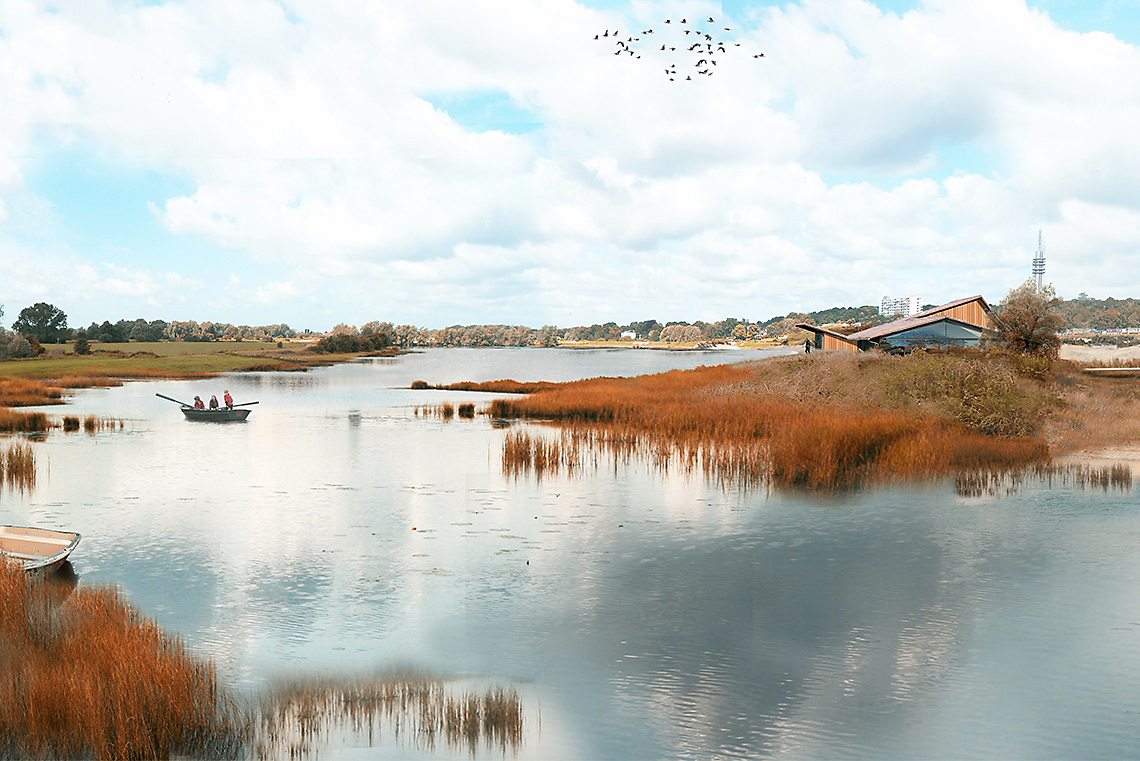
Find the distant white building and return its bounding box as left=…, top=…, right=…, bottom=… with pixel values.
left=880, top=296, right=922, bottom=317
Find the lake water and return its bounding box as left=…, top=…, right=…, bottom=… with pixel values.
left=4, top=347, right=1140, bottom=759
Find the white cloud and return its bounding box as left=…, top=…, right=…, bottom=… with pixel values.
left=2, top=0, right=1140, bottom=329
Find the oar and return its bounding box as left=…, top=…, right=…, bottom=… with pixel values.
left=155, top=393, right=192, bottom=408
left=233, top=401, right=259, bottom=407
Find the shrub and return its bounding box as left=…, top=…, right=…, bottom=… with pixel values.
left=988, top=280, right=1065, bottom=357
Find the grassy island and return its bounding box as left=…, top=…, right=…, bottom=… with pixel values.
left=0, top=340, right=385, bottom=411
left=440, top=349, right=1137, bottom=491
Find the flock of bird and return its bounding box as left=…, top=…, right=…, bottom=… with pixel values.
left=595, top=15, right=764, bottom=80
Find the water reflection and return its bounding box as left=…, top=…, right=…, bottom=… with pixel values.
left=3, top=349, right=1140, bottom=759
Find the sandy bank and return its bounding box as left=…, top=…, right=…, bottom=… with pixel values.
left=1059, top=343, right=1140, bottom=363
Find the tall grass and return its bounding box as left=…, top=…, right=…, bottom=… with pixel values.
left=0, top=409, right=51, bottom=433
left=1, top=442, right=36, bottom=491
left=492, top=361, right=1051, bottom=491
left=955, top=462, right=1132, bottom=497
left=0, top=379, right=64, bottom=407
left=251, top=678, right=523, bottom=758
left=0, top=560, right=248, bottom=760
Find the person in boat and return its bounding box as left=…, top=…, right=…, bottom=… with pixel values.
left=193, top=395, right=205, bottom=410
left=209, top=395, right=219, bottom=410
left=223, top=389, right=233, bottom=409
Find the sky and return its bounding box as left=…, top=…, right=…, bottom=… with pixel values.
left=2, top=0, right=1140, bottom=332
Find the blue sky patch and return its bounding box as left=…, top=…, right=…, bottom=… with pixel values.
left=420, top=91, right=542, bottom=135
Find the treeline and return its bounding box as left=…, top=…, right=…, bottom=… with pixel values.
left=309, top=311, right=889, bottom=352
left=80, top=319, right=297, bottom=343
left=1059, top=295, right=1140, bottom=331
left=308, top=323, right=560, bottom=353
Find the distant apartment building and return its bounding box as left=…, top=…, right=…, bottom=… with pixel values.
left=880, top=296, right=922, bottom=317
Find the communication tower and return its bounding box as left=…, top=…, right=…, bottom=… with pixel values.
left=1032, top=230, right=1046, bottom=291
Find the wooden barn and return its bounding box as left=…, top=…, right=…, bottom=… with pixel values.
left=798, top=295, right=993, bottom=353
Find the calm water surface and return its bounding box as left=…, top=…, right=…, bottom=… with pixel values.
left=4, top=348, right=1140, bottom=759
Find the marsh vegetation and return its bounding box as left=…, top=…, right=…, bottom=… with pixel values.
left=251, top=678, right=523, bottom=759
left=491, top=350, right=1136, bottom=491
left=0, top=562, right=525, bottom=760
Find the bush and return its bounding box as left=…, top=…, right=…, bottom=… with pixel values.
left=73, top=337, right=91, bottom=355
left=308, top=332, right=392, bottom=354
left=8, top=337, right=34, bottom=358
left=988, top=280, right=1065, bottom=357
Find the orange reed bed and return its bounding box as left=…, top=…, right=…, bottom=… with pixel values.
left=491, top=364, right=1050, bottom=491
left=0, top=379, right=65, bottom=408
left=0, top=561, right=247, bottom=760
left=413, top=379, right=565, bottom=394
left=0, top=409, right=51, bottom=433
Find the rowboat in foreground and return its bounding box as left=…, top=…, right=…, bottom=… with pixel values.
left=0, top=525, right=81, bottom=572
left=156, top=393, right=258, bottom=422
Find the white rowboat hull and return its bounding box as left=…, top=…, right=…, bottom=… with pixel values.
left=0, top=525, right=81, bottom=572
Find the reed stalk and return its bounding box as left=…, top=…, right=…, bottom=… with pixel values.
left=1, top=442, right=36, bottom=491
left=250, top=678, right=523, bottom=759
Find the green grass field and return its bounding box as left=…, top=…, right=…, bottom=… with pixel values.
left=0, top=340, right=354, bottom=380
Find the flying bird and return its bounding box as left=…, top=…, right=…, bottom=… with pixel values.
left=595, top=14, right=768, bottom=80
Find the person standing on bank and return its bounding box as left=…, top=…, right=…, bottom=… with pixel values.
left=804, top=338, right=812, bottom=354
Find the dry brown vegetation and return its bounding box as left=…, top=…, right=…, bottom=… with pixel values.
left=0, top=409, right=120, bottom=437
left=420, top=379, right=567, bottom=394
left=1044, top=368, right=1140, bottom=454
left=954, top=462, right=1132, bottom=497
left=0, top=379, right=65, bottom=408
left=0, top=409, right=51, bottom=433
left=1, top=442, right=36, bottom=491
left=251, top=678, right=523, bottom=759
left=489, top=350, right=1137, bottom=491
left=0, top=560, right=247, bottom=760
left=0, top=560, right=526, bottom=760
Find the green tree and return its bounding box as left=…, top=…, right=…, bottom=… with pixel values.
left=73, top=336, right=91, bottom=355
left=13, top=302, right=68, bottom=343
left=988, top=280, right=1065, bottom=357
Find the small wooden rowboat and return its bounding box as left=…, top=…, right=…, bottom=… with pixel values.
left=181, top=407, right=252, bottom=422
left=156, top=393, right=257, bottom=422
left=0, top=525, right=81, bottom=572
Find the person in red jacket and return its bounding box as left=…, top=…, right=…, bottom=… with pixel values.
left=193, top=395, right=205, bottom=409
left=223, top=389, right=233, bottom=409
